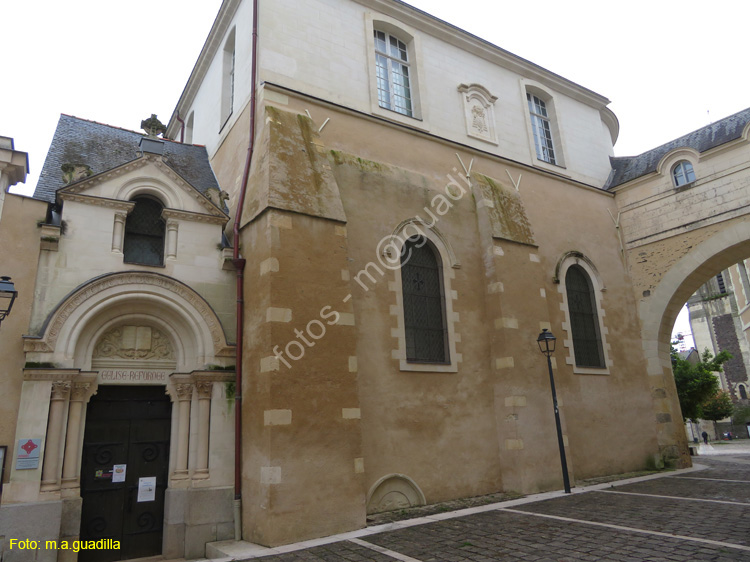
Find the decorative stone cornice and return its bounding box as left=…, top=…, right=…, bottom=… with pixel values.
left=24, top=369, right=82, bottom=381
left=191, top=369, right=235, bottom=383
left=162, top=208, right=229, bottom=225
left=57, top=155, right=228, bottom=218
left=57, top=193, right=136, bottom=212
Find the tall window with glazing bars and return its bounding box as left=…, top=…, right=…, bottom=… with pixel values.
left=527, top=93, right=556, bottom=164
left=401, top=237, right=448, bottom=363
left=374, top=30, right=413, bottom=117
left=565, top=265, right=605, bottom=368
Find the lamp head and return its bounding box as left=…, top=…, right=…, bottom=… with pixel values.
left=0, top=276, right=18, bottom=323
left=537, top=328, right=556, bottom=357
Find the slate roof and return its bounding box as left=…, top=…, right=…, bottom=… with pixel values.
left=607, top=107, right=750, bottom=189
left=34, top=114, right=220, bottom=203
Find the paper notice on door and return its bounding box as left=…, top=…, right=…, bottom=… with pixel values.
left=137, top=476, right=156, bottom=502
left=112, top=464, right=127, bottom=483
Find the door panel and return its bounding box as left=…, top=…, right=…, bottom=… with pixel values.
left=80, top=386, right=171, bottom=562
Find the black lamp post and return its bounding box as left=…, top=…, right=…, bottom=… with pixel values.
left=537, top=328, right=571, bottom=494
left=0, top=276, right=18, bottom=326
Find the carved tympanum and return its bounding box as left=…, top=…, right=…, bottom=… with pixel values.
left=93, top=326, right=175, bottom=361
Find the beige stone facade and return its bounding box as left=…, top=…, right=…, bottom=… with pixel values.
left=6, top=0, right=750, bottom=559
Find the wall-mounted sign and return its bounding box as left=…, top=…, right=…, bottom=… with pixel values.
left=98, top=369, right=170, bottom=385
left=137, top=476, right=156, bottom=502
left=15, top=438, right=41, bottom=470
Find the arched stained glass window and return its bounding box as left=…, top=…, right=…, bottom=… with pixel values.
left=123, top=196, right=165, bottom=266
left=566, top=265, right=605, bottom=368
left=401, top=237, right=448, bottom=363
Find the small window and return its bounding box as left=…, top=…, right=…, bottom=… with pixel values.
left=716, top=273, right=726, bottom=295
left=401, top=237, right=448, bottom=363
left=566, top=265, right=605, bottom=368
left=527, top=93, right=556, bottom=164
left=739, top=385, right=747, bottom=400
left=123, top=196, right=165, bottom=266
left=672, top=160, right=696, bottom=187
left=374, top=30, right=413, bottom=117
left=221, top=29, right=236, bottom=128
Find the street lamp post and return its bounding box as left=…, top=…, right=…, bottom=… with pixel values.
left=537, top=328, right=571, bottom=494
left=0, top=276, right=18, bottom=327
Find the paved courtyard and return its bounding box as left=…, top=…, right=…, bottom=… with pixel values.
left=210, top=445, right=750, bottom=562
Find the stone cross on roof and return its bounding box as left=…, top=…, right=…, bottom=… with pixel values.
left=141, top=114, right=167, bottom=138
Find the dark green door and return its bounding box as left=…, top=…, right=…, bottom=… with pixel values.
left=79, top=385, right=171, bottom=561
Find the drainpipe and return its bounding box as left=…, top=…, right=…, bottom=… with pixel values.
left=174, top=111, right=185, bottom=143
left=232, top=0, right=260, bottom=542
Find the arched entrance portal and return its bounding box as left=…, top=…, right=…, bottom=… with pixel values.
left=632, top=221, right=750, bottom=466
left=11, top=272, right=236, bottom=560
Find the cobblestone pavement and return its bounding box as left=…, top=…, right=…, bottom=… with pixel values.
left=230, top=454, right=750, bottom=562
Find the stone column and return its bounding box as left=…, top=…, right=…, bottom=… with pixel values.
left=166, top=219, right=179, bottom=260
left=112, top=212, right=127, bottom=253
left=193, top=381, right=213, bottom=479
left=173, top=382, right=193, bottom=479
left=41, top=381, right=71, bottom=491
left=61, top=382, right=93, bottom=489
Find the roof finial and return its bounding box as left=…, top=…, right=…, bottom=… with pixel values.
left=141, top=114, right=167, bottom=138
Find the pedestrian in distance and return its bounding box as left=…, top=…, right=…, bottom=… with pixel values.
left=702, top=431, right=708, bottom=444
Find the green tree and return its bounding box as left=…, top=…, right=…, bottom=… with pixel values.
left=733, top=403, right=750, bottom=424
left=701, top=390, right=734, bottom=439
left=671, top=347, right=732, bottom=423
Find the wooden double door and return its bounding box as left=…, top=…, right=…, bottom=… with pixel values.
left=79, top=385, right=171, bottom=561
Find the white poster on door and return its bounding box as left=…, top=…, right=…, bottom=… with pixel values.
left=137, top=476, right=156, bottom=502
left=112, top=464, right=127, bottom=483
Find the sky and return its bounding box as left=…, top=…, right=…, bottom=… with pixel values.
left=4, top=0, right=746, bottom=343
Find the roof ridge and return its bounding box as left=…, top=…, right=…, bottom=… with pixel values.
left=620, top=106, right=750, bottom=159
left=59, top=114, right=200, bottom=146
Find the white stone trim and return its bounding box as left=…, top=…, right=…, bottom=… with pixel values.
left=556, top=252, right=612, bottom=375
left=364, top=12, right=430, bottom=130
left=389, top=222, right=460, bottom=373
left=520, top=79, right=568, bottom=172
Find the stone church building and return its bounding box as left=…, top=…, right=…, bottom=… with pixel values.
left=3, top=0, right=747, bottom=560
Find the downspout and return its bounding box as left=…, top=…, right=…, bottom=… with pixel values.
left=174, top=111, right=185, bottom=143
left=232, top=0, right=260, bottom=542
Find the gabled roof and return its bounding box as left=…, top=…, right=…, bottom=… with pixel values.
left=607, top=107, right=750, bottom=189
left=34, top=114, right=220, bottom=203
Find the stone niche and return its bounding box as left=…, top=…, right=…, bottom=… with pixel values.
left=366, top=474, right=426, bottom=514
left=458, top=83, right=498, bottom=145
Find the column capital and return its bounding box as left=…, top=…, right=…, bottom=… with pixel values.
left=194, top=380, right=213, bottom=400
left=50, top=381, right=72, bottom=401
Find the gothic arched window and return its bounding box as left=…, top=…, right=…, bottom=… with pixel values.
left=401, top=237, right=448, bottom=363
left=740, top=385, right=748, bottom=400
left=566, top=265, right=605, bottom=368
left=123, top=196, right=165, bottom=266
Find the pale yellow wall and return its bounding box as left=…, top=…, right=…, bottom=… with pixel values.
left=226, top=90, right=661, bottom=540
left=0, top=194, right=47, bottom=491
